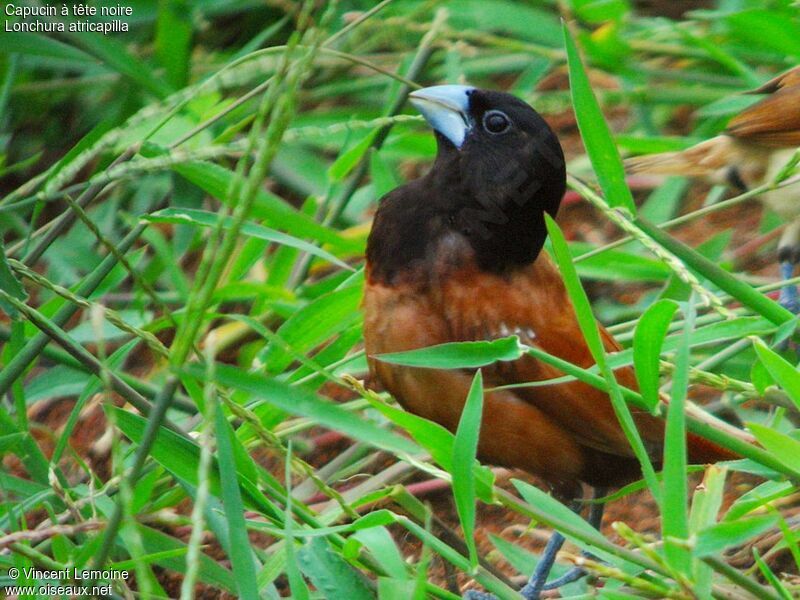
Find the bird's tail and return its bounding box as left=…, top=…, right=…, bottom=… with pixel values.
left=624, top=136, right=737, bottom=182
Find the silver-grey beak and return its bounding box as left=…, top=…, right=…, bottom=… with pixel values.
left=409, top=84, right=475, bottom=149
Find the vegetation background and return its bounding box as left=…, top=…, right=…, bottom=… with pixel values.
left=1, top=0, right=800, bottom=598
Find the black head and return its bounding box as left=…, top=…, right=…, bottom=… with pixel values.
left=367, top=86, right=565, bottom=283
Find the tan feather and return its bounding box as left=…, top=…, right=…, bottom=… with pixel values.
left=624, top=136, right=770, bottom=188
left=726, top=85, right=800, bottom=147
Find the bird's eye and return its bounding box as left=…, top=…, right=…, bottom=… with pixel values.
left=483, top=110, right=511, bottom=134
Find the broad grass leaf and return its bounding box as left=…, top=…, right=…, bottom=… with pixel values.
left=695, top=516, right=778, bottom=557
left=753, top=338, right=800, bottom=411
left=563, top=23, right=635, bottom=213
left=545, top=214, right=659, bottom=500
left=258, top=282, right=362, bottom=374
left=215, top=410, right=260, bottom=599
left=63, top=29, right=172, bottom=98
left=748, top=423, right=800, bottom=472
left=446, top=0, right=561, bottom=47
left=512, top=479, right=604, bottom=543
left=0, top=240, right=27, bottom=317
left=726, top=10, right=800, bottom=58
left=328, top=131, right=377, bottom=181
left=452, top=371, right=484, bottom=569
left=297, top=538, right=373, bottom=600
left=200, top=363, right=418, bottom=456
left=570, top=242, right=670, bottom=282
left=364, top=398, right=495, bottom=502
left=145, top=207, right=353, bottom=271
left=662, top=300, right=694, bottom=575
left=134, top=525, right=236, bottom=593
left=633, top=299, right=678, bottom=410
left=155, top=0, right=192, bottom=89
left=376, top=337, right=523, bottom=369
left=351, top=526, right=408, bottom=580
left=172, top=160, right=358, bottom=252
left=688, top=466, right=727, bottom=597
left=0, top=32, right=95, bottom=63
left=724, top=480, right=795, bottom=522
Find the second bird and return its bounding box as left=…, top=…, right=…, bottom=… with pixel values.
left=626, top=66, right=800, bottom=309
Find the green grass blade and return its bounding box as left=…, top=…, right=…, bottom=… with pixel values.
left=694, top=516, right=778, bottom=558
left=214, top=409, right=261, bottom=599
left=545, top=214, right=660, bottom=502
left=200, top=363, right=418, bottom=456
left=376, top=337, right=524, bottom=369
left=155, top=0, right=192, bottom=89
left=0, top=239, right=27, bottom=317
left=635, top=217, right=794, bottom=327
left=452, top=370, right=484, bottom=570
left=297, top=537, right=374, bottom=600
left=633, top=299, right=679, bottom=411
left=662, top=298, right=695, bottom=575
left=747, top=423, right=800, bottom=472
left=753, top=339, right=800, bottom=411
left=563, top=22, right=635, bottom=213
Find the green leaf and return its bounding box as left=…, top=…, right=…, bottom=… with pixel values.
left=378, top=578, right=417, bottom=600
left=135, top=525, right=236, bottom=593
left=633, top=299, right=678, bottom=410
left=328, top=131, right=377, bottom=181
left=297, top=538, right=373, bottom=600
left=172, top=160, right=359, bottom=252
left=376, top=336, right=524, bottom=369
left=351, top=526, right=408, bottom=581
left=512, top=479, right=604, bottom=543
left=747, top=423, right=800, bottom=472
left=545, top=214, right=660, bottom=501
left=0, top=239, right=27, bottom=317
left=63, top=28, right=172, bottom=98
left=215, top=409, right=260, bottom=599
left=259, top=283, right=362, bottom=374
left=0, top=432, right=25, bottom=453
left=23, top=365, right=87, bottom=404
left=155, top=0, right=192, bottom=89
left=199, top=363, right=418, bottom=456
left=369, top=151, right=400, bottom=199
left=489, top=534, right=536, bottom=574
left=753, top=547, right=794, bottom=600
left=662, top=300, right=694, bottom=575
left=726, top=10, right=800, bottom=59
left=452, top=371, right=484, bottom=570
left=695, top=515, right=778, bottom=558
left=571, top=0, right=630, bottom=24
left=725, top=480, right=795, bottom=522
left=753, top=338, right=800, bottom=412
left=0, top=32, right=95, bottom=63
left=364, top=396, right=495, bottom=503
left=563, top=22, right=635, bottom=213
left=688, top=466, right=726, bottom=597
left=145, top=208, right=353, bottom=271
left=106, top=405, right=282, bottom=521
left=446, top=0, right=562, bottom=47
left=571, top=242, right=670, bottom=282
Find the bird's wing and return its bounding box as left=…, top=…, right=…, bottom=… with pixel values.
left=436, top=251, right=667, bottom=459
left=364, top=248, right=734, bottom=486
left=363, top=274, right=588, bottom=483
left=726, top=85, right=800, bottom=147
left=744, top=66, right=800, bottom=95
